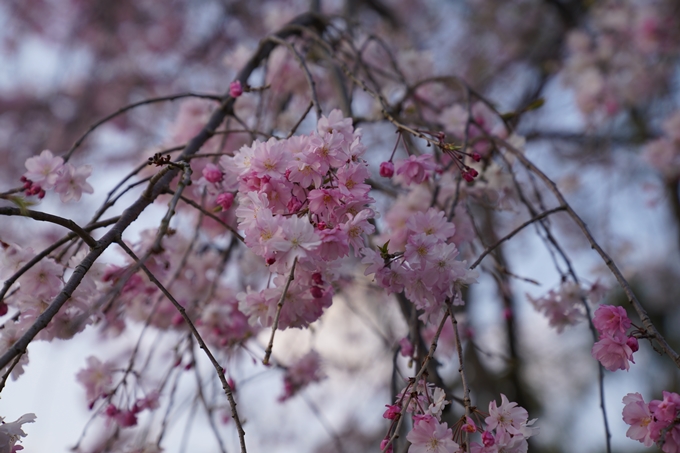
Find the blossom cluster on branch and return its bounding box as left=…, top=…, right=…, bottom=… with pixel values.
left=1, top=1, right=680, bottom=453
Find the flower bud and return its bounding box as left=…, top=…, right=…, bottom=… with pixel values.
left=379, top=161, right=394, bottom=178
left=229, top=80, right=243, bottom=97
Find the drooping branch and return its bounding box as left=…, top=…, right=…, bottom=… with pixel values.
left=0, top=11, right=329, bottom=374
left=496, top=135, right=680, bottom=370
left=117, top=240, right=248, bottom=453
left=0, top=207, right=97, bottom=248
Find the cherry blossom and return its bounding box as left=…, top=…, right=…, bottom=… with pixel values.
left=76, top=356, right=114, bottom=407
left=0, top=413, right=36, bottom=453
left=279, top=351, right=325, bottom=401
left=591, top=332, right=635, bottom=372
left=406, top=415, right=459, bottom=453
left=23, top=150, right=63, bottom=190
left=53, top=163, right=94, bottom=202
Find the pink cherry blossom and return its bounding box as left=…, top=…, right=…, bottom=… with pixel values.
left=0, top=413, right=36, bottom=453
left=622, top=393, right=653, bottom=447
left=216, top=192, right=234, bottom=210
left=527, top=282, right=586, bottom=333
left=591, top=332, right=635, bottom=371
left=406, top=415, right=459, bottom=453
left=54, top=163, right=94, bottom=202
left=486, top=394, right=530, bottom=436
left=202, top=163, right=224, bottom=183
left=462, top=417, right=477, bottom=433
left=399, top=337, right=414, bottom=358
left=23, top=150, right=63, bottom=189
left=380, top=161, right=395, bottom=177
left=395, top=154, right=437, bottom=185
left=279, top=351, right=325, bottom=401
left=76, top=356, right=114, bottom=406
left=383, top=404, right=401, bottom=420
left=592, top=304, right=631, bottom=335
left=406, top=209, right=456, bottom=242
left=317, top=109, right=354, bottom=142
left=229, top=80, right=243, bottom=97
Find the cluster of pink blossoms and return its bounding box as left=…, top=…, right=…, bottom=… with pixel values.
left=623, top=392, right=680, bottom=452
left=22, top=150, right=93, bottom=202
left=382, top=380, right=457, bottom=453
left=0, top=242, right=106, bottom=379
left=382, top=382, right=537, bottom=453
left=590, top=304, right=638, bottom=372
left=470, top=394, right=539, bottom=453
left=278, top=350, right=325, bottom=402
left=363, top=208, right=478, bottom=320
left=102, top=229, right=257, bottom=347
left=215, top=110, right=375, bottom=329
left=528, top=280, right=607, bottom=333
left=76, top=356, right=160, bottom=428
left=563, top=0, right=679, bottom=117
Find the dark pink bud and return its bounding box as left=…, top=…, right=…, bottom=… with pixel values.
left=287, top=196, right=303, bottom=214
left=472, top=152, right=482, bottom=162
left=266, top=257, right=276, bottom=265
left=229, top=80, right=243, bottom=98
left=311, top=272, right=323, bottom=285
left=462, top=172, right=474, bottom=182
left=202, top=163, right=224, bottom=183
left=116, top=410, right=138, bottom=427
left=380, top=438, right=393, bottom=453
left=105, top=404, right=119, bottom=417
left=462, top=417, right=477, bottom=433
left=467, top=167, right=478, bottom=177
left=627, top=336, right=639, bottom=353
left=382, top=404, right=401, bottom=420
left=482, top=431, right=495, bottom=447
left=310, top=286, right=324, bottom=299
left=317, top=221, right=327, bottom=230
left=379, top=161, right=394, bottom=178
left=216, top=192, right=234, bottom=211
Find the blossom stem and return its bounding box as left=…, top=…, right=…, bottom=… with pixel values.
left=263, top=257, right=298, bottom=366
left=117, top=240, right=248, bottom=453
left=449, top=305, right=471, bottom=449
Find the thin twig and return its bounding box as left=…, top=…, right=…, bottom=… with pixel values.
left=496, top=135, right=680, bottom=368
left=266, top=35, right=323, bottom=119
left=382, top=311, right=450, bottom=453
left=287, top=100, right=315, bottom=138
left=0, top=216, right=120, bottom=304
left=64, top=94, right=220, bottom=161
left=449, top=306, right=471, bottom=449
left=0, top=207, right=97, bottom=247
left=173, top=192, right=244, bottom=242
left=469, top=206, right=567, bottom=269
left=263, top=257, right=298, bottom=365
left=117, top=240, right=248, bottom=453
